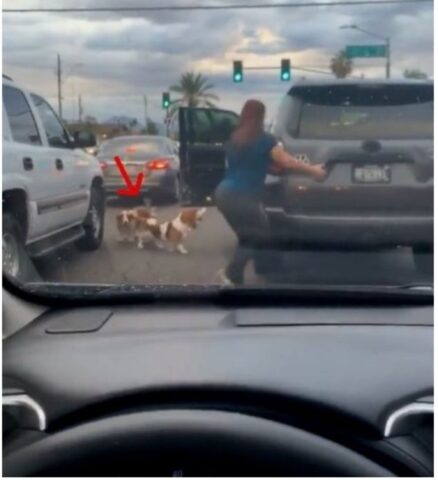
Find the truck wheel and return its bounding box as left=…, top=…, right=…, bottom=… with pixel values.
left=413, top=246, right=433, bottom=276
left=76, top=186, right=105, bottom=251
left=3, top=213, right=32, bottom=282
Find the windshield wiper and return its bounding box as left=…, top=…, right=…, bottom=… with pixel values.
left=394, top=283, right=433, bottom=291
left=17, top=281, right=433, bottom=308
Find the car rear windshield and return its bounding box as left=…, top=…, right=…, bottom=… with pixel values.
left=291, top=84, right=433, bottom=140
left=98, top=138, right=168, bottom=160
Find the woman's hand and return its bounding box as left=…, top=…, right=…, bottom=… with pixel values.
left=270, top=146, right=327, bottom=180
left=310, top=163, right=327, bottom=181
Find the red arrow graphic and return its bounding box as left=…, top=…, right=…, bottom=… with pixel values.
left=114, top=155, right=144, bottom=197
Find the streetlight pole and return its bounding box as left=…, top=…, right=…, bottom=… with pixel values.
left=385, top=36, right=391, bottom=79
left=340, top=24, right=391, bottom=79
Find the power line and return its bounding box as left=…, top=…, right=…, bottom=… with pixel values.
left=3, top=0, right=432, bottom=13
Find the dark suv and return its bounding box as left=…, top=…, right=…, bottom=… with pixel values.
left=178, top=79, right=433, bottom=274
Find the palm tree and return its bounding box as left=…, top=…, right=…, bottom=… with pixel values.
left=169, top=72, right=219, bottom=118
left=330, top=50, right=353, bottom=79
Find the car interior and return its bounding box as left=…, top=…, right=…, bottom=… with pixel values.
left=2, top=282, right=433, bottom=477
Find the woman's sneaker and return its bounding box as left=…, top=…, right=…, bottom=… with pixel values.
left=217, top=268, right=235, bottom=287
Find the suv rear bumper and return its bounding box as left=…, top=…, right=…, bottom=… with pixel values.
left=267, top=209, right=433, bottom=248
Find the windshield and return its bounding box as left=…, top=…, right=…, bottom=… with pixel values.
left=2, top=0, right=433, bottom=296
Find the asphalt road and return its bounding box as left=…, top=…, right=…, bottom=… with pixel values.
left=33, top=201, right=432, bottom=287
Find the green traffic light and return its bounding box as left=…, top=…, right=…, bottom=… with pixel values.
left=233, top=60, right=243, bottom=83
left=162, top=92, right=170, bottom=109
left=281, top=58, right=291, bottom=82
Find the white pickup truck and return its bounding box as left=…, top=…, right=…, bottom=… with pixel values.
left=2, top=75, right=105, bottom=281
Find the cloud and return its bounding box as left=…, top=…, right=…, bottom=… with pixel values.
left=3, top=0, right=433, bottom=122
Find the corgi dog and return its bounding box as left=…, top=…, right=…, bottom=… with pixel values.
left=116, top=206, right=157, bottom=243
left=135, top=207, right=207, bottom=254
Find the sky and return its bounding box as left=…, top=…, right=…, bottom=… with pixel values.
left=2, top=0, right=434, bottom=125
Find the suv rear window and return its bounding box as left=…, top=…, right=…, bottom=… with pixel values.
left=290, top=84, right=433, bottom=140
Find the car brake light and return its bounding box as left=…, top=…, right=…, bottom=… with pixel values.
left=147, top=158, right=170, bottom=170
left=125, top=146, right=137, bottom=153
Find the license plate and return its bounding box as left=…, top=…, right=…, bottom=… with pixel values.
left=353, top=165, right=391, bottom=184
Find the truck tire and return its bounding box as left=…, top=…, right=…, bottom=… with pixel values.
left=76, top=186, right=105, bottom=251
left=3, top=212, right=33, bottom=282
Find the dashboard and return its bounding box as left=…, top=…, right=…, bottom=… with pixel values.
left=3, top=302, right=434, bottom=476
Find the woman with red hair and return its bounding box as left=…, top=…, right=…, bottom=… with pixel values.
left=216, top=99, right=325, bottom=285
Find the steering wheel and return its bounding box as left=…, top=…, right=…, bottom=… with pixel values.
left=4, top=409, right=391, bottom=476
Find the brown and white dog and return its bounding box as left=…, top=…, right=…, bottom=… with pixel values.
left=135, top=207, right=207, bottom=254
left=116, top=207, right=157, bottom=243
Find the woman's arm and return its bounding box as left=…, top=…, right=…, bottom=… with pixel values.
left=270, top=144, right=326, bottom=180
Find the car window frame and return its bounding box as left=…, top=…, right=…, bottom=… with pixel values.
left=182, top=107, right=239, bottom=146
left=30, top=93, right=74, bottom=149
left=3, top=84, right=42, bottom=147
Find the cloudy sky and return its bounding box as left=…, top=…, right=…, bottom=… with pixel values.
left=2, top=0, right=434, bottom=124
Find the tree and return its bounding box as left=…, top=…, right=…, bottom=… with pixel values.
left=330, top=50, right=353, bottom=79
left=145, top=120, right=158, bottom=135
left=169, top=72, right=219, bottom=118
left=403, top=68, right=428, bottom=79
left=84, top=115, right=98, bottom=125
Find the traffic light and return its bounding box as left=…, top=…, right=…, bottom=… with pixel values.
left=162, top=92, right=170, bottom=109
left=281, top=59, right=291, bottom=81
left=233, top=60, right=243, bottom=83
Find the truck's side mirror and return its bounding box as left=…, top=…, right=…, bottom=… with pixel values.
left=73, top=131, right=97, bottom=149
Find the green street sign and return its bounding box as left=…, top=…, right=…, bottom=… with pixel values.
left=346, top=44, right=387, bottom=59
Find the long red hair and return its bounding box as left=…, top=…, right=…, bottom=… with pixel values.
left=231, top=99, right=266, bottom=147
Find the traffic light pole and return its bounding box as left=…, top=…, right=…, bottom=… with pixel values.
left=244, top=65, right=340, bottom=76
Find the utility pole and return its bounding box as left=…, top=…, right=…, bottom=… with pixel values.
left=385, top=37, right=391, bottom=79
left=165, top=109, right=170, bottom=137
left=143, top=95, right=148, bottom=132
left=78, top=94, right=83, bottom=123
left=57, top=53, right=62, bottom=119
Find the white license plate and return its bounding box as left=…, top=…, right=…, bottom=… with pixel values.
left=353, top=165, right=391, bottom=184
